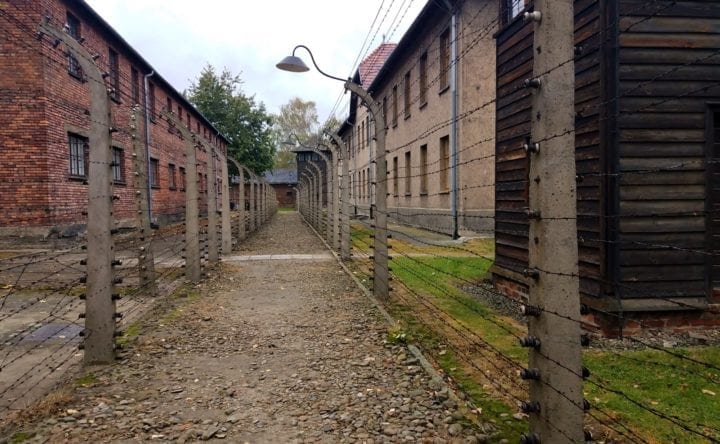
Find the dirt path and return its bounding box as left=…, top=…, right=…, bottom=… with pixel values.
left=7, top=212, right=483, bottom=443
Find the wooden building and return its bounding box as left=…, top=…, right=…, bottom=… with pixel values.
left=492, top=0, right=720, bottom=333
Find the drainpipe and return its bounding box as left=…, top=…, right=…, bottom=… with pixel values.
left=143, top=70, right=155, bottom=223
left=443, top=0, right=459, bottom=239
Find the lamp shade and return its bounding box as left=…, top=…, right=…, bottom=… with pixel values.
left=276, top=55, right=310, bottom=73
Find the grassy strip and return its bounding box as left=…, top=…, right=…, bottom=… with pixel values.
left=352, top=225, right=720, bottom=442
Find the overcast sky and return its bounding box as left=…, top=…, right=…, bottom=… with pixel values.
left=85, top=0, right=426, bottom=125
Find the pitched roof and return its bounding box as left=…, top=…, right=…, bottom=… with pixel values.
left=358, top=43, right=397, bottom=87
left=263, top=168, right=298, bottom=184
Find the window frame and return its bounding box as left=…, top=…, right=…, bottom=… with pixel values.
left=108, top=48, right=120, bottom=102
left=66, top=12, right=84, bottom=81
left=149, top=157, right=160, bottom=188
left=111, top=146, right=125, bottom=184
left=392, top=156, right=399, bottom=197
left=439, top=28, right=451, bottom=92
left=404, top=151, right=412, bottom=197
left=392, top=85, right=399, bottom=128
left=68, top=133, right=88, bottom=179
left=404, top=70, right=412, bottom=119
left=168, top=163, right=177, bottom=190
left=419, top=51, right=428, bottom=107
left=420, top=144, right=428, bottom=195
left=148, top=83, right=156, bottom=123
left=440, top=135, right=450, bottom=192
left=131, top=67, right=140, bottom=105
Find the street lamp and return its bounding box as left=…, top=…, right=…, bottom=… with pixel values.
left=277, top=45, right=389, bottom=299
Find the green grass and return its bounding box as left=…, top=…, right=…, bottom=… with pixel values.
left=352, top=225, right=720, bottom=441
left=389, top=255, right=525, bottom=359
left=386, top=298, right=527, bottom=441
left=9, top=432, right=32, bottom=443
left=116, top=322, right=142, bottom=347
left=584, top=347, right=720, bottom=443
left=74, top=372, right=98, bottom=387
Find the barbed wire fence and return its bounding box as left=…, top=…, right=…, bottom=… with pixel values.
left=0, top=8, right=277, bottom=422
left=295, top=0, right=720, bottom=442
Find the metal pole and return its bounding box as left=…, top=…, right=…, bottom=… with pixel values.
left=523, top=2, right=584, bottom=442
left=344, top=82, right=388, bottom=299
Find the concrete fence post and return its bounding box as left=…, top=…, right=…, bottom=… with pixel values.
left=220, top=152, right=232, bottom=255
left=326, top=132, right=351, bottom=260
left=523, top=1, right=584, bottom=442
left=229, top=158, right=246, bottom=242
left=129, top=105, right=156, bottom=296
left=160, top=110, right=200, bottom=282
left=343, top=82, right=388, bottom=299
left=206, top=146, right=219, bottom=263
left=40, top=21, right=116, bottom=364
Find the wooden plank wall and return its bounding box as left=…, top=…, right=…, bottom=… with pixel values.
left=494, top=0, right=605, bottom=299
left=616, top=0, right=720, bottom=305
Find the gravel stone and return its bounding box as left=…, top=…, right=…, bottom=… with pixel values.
left=7, top=212, right=479, bottom=443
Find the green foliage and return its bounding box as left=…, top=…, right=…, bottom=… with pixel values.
left=186, top=64, right=275, bottom=174
left=272, top=97, right=320, bottom=169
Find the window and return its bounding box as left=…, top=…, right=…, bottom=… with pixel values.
left=177, top=104, right=181, bottom=117
left=392, top=85, right=398, bottom=127
left=404, top=70, right=411, bottom=118
left=148, top=83, right=156, bottom=121
left=420, top=144, right=428, bottom=194
left=366, top=116, right=371, bottom=146
left=68, top=133, right=87, bottom=178
left=66, top=12, right=83, bottom=80
left=167, top=97, right=173, bottom=114
left=108, top=48, right=120, bottom=101
left=360, top=169, right=365, bottom=199
left=150, top=158, right=160, bottom=188
left=404, top=151, right=411, bottom=196
left=508, top=0, right=529, bottom=21
left=186, top=112, right=191, bottom=129
left=67, top=12, right=81, bottom=39
left=419, top=51, right=428, bottom=105
left=440, top=135, right=450, bottom=192
left=179, top=166, right=186, bottom=191
left=131, top=68, right=140, bottom=105
left=382, top=97, right=388, bottom=128
left=168, top=163, right=177, bottom=189
left=360, top=121, right=365, bottom=149
left=196, top=121, right=200, bottom=134
left=392, top=156, right=399, bottom=196
left=439, top=29, right=450, bottom=90
left=366, top=168, right=371, bottom=200
left=112, top=147, right=125, bottom=183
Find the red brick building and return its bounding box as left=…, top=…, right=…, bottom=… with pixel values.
left=0, top=0, right=229, bottom=238
left=264, top=169, right=298, bottom=208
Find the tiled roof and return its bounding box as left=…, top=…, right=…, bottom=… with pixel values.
left=358, top=43, right=397, bottom=87
left=263, top=168, right=298, bottom=184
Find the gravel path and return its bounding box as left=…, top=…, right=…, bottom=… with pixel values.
left=9, top=212, right=483, bottom=443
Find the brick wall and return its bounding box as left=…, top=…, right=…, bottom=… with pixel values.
left=0, top=0, right=228, bottom=234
